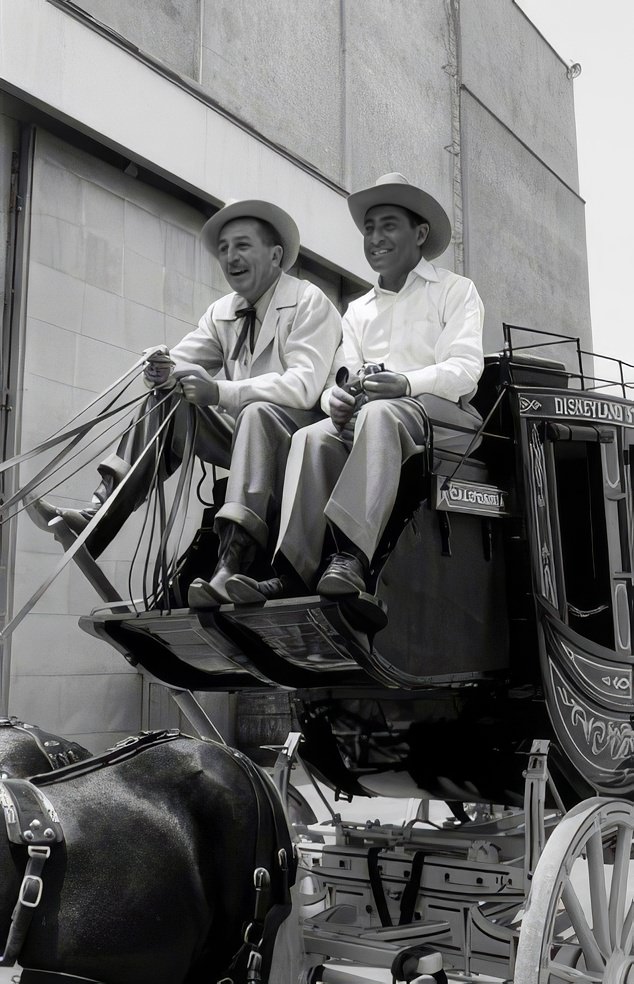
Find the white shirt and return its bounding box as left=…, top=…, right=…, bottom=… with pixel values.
left=322, top=256, right=484, bottom=411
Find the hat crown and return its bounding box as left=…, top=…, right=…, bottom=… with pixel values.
left=375, top=173, right=410, bottom=187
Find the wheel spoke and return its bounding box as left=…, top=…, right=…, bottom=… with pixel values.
left=546, top=961, right=603, bottom=983
left=561, top=881, right=605, bottom=973
left=621, top=899, right=634, bottom=953
left=609, top=823, right=632, bottom=948
left=586, top=828, right=611, bottom=956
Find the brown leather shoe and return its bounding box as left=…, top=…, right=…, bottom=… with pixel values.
left=317, top=553, right=367, bottom=597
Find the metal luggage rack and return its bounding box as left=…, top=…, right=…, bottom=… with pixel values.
left=503, top=323, right=634, bottom=397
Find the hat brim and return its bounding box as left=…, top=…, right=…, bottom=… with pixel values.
left=201, top=199, right=300, bottom=271
left=347, top=183, right=452, bottom=260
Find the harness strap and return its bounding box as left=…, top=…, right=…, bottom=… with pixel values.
left=399, top=850, right=425, bottom=925
left=219, top=746, right=296, bottom=983
left=8, top=722, right=86, bottom=772
left=0, top=780, right=65, bottom=968
left=31, top=730, right=183, bottom=787
left=367, top=846, right=392, bottom=927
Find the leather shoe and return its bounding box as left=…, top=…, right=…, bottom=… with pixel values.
left=317, top=553, right=367, bottom=597
left=225, top=574, right=297, bottom=604
left=24, top=494, right=96, bottom=536
left=187, top=578, right=222, bottom=609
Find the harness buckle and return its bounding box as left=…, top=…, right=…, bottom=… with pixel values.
left=278, top=847, right=288, bottom=871
left=243, top=921, right=263, bottom=947
left=27, top=845, right=51, bottom=861
left=246, top=949, right=262, bottom=984
left=19, top=874, right=43, bottom=908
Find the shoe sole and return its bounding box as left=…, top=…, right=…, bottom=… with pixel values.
left=225, top=576, right=268, bottom=604
left=317, top=572, right=365, bottom=597
left=187, top=580, right=222, bottom=609
left=338, top=592, right=388, bottom=632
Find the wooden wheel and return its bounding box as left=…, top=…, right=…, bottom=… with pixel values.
left=515, top=798, right=634, bottom=983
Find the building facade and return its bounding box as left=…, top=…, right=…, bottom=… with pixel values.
left=0, top=0, right=591, bottom=748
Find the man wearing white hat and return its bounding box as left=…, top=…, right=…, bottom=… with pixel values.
left=28, top=199, right=341, bottom=606
left=227, top=174, right=484, bottom=607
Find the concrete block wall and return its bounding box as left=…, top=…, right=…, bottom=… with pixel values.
left=459, top=0, right=591, bottom=352
left=9, top=128, right=225, bottom=749
left=65, top=0, right=592, bottom=351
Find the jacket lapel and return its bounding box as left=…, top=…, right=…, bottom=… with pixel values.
left=251, top=273, right=300, bottom=364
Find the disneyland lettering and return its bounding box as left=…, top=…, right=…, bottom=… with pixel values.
left=553, top=396, right=634, bottom=424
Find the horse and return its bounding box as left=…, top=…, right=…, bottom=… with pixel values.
left=0, top=731, right=301, bottom=984
left=0, top=717, right=91, bottom=778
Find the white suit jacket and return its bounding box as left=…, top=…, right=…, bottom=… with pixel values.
left=170, top=273, right=341, bottom=418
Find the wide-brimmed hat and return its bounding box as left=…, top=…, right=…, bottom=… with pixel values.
left=347, top=173, right=452, bottom=259
left=201, top=199, right=300, bottom=270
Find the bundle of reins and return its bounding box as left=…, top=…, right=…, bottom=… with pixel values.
left=0, top=357, right=200, bottom=640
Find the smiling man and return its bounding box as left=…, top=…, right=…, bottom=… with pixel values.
left=227, top=174, right=484, bottom=609
left=27, top=198, right=341, bottom=606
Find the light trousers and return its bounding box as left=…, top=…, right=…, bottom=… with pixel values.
left=92, top=391, right=321, bottom=556
left=275, top=395, right=482, bottom=586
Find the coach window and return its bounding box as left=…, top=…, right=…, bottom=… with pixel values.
left=548, top=427, right=614, bottom=648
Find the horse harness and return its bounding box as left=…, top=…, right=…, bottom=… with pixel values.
left=0, top=729, right=182, bottom=983
left=0, top=730, right=297, bottom=984
left=216, top=745, right=298, bottom=984
left=0, top=718, right=88, bottom=774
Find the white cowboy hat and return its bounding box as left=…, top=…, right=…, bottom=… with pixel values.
left=347, top=173, right=452, bottom=260
left=201, top=199, right=300, bottom=271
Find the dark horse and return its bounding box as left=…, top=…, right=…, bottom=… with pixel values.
left=0, top=731, right=300, bottom=984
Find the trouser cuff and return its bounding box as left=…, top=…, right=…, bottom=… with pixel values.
left=98, top=453, right=132, bottom=485
left=215, top=503, right=269, bottom=550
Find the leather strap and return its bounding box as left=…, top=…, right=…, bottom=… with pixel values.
left=0, top=781, right=64, bottom=968
left=0, top=394, right=182, bottom=643
left=367, top=846, right=392, bottom=927
left=399, top=850, right=425, bottom=925
left=31, top=730, right=183, bottom=787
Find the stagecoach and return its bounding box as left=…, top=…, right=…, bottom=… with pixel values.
left=4, top=325, right=634, bottom=983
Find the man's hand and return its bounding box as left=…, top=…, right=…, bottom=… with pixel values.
left=172, top=364, right=220, bottom=406
left=362, top=371, right=409, bottom=400
left=329, top=385, right=356, bottom=428
left=143, top=346, right=176, bottom=390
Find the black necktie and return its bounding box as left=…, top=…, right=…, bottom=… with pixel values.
left=231, top=306, right=257, bottom=361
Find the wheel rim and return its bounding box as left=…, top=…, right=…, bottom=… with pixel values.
left=515, top=798, right=634, bottom=983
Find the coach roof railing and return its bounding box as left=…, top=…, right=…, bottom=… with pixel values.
left=502, top=323, right=634, bottom=399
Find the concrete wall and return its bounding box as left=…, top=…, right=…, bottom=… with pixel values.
left=10, top=128, right=223, bottom=748
left=460, top=0, right=580, bottom=192
left=75, top=0, right=201, bottom=80
left=62, top=0, right=592, bottom=351
left=461, top=91, right=591, bottom=350
left=459, top=0, right=591, bottom=353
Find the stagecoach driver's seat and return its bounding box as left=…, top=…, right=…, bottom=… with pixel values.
left=227, top=173, right=485, bottom=613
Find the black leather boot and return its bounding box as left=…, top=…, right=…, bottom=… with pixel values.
left=188, top=521, right=257, bottom=608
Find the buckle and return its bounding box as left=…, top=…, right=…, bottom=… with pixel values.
left=243, top=921, right=263, bottom=947
left=19, top=874, right=43, bottom=908
left=27, top=845, right=51, bottom=860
